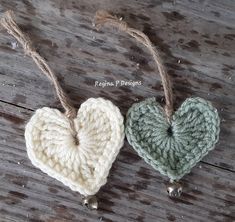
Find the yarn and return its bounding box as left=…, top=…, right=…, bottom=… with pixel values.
left=1, top=11, right=125, bottom=196
left=26, top=98, right=124, bottom=196
left=125, top=97, right=220, bottom=181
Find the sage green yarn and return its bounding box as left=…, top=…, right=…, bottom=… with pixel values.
left=125, top=97, right=220, bottom=181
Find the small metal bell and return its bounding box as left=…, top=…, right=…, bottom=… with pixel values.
left=167, top=181, right=182, bottom=197
left=82, top=195, right=98, bottom=210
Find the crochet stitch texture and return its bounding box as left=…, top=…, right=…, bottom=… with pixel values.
left=125, top=97, right=220, bottom=181
left=25, top=97, right=124, bottom=196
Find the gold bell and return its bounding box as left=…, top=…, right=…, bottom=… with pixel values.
left=82, top=195, right=98, bottom=210
left=167, top=181, right=182, bottom=197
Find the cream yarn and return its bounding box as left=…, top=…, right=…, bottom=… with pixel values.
left=25, top=97, right=124, bottom=196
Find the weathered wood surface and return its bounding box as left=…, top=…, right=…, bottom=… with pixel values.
left=0, top=0, right=234, bottom=221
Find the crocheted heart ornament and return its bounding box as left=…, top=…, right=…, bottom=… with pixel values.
left=25, top=98, right=124, bottom=196
left=94, top=11, right=220, bottom=182
left=125, top=97, right=220, bottom=181
left=1, top=12, right=125, bottom=198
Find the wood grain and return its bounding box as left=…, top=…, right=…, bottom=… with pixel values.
left=0, top=0, right=234, bottom=221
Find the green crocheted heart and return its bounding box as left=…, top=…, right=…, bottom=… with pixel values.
left=125, top=97, right=220, bottom=181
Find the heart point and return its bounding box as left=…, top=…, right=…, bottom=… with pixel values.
left=126, top=97, right=220, bottom=181
left=25, top=98, right=125, bottom=196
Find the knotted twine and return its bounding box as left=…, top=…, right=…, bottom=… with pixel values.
left=1, top=11, right=78, bottom=142
left=95, top=10, right=173, bottom=120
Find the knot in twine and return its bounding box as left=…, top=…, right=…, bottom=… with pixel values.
left=1, top=10, right=78, bottom=140
left=95, top=10, right=174, bottom=120
left=95, top=10, right=128, bottom=32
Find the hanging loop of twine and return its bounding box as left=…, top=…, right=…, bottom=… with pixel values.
left=0, top=11, right=77, bottom=119
left=1, top=11, right=78, bottom=144
left=94, top=10, right=174, bottom=120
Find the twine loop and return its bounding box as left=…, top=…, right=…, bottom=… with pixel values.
left=1, top=10, right=78, bottom=142
left=95, top=10, right=174, bottom=120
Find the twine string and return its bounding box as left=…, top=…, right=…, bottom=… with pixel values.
left=1, top=11, right=78, bottom=143
left=95, top=10, right=174, bottom=120
left=0, top=10, right=77, bottom=119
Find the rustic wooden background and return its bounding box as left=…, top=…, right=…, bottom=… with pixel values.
left=0, top=0, right=235, bottom=221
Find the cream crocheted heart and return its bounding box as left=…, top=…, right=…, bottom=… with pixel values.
left=25, top=98, right=124, bottom=196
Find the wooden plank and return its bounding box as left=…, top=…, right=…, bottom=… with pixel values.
left=0, top=101, right=234, bottom=222
left=0, top=0, right=234, bottom=221
left=0, top=0, right=234, bottom=170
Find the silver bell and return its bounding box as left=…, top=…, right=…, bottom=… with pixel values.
left=82, top=195, right=98, bottom=210
left=167, top=181, right=182, bottom=197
